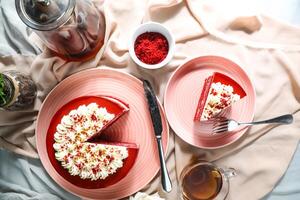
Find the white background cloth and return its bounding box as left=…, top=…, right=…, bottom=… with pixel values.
left=0, top=0, right=300, bottom=200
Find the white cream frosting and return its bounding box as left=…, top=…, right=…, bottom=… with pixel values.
left=53, top=103, right=128, bottom=181
left=202, top=82, right=240, bottom=120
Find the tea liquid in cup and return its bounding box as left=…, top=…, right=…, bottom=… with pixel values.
left=180, top=161, right=236, bottom=200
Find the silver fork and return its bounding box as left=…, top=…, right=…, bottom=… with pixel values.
left=212, top=114, right=294, bottom=134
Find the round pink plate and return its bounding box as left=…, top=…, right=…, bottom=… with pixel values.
left=36, top=68, right=169, bottom=200
left=164, top=56, right=255, bottom=149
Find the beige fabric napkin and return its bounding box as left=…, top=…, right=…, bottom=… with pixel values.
left=1, top=0, right=300, bottom=199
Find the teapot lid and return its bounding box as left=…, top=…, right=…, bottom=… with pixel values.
left=15, top=0, right=75, bottom=31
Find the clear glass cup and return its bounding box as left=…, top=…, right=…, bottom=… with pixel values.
left=0, top=71, right=36, bottom=111
left=179, top=161, right=236, bottom=200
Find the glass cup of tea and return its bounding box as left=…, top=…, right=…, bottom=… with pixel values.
left=179, top=161, right=236, bottom=200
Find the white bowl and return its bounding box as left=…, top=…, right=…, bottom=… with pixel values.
left=129, top=22, right=175, bottom=69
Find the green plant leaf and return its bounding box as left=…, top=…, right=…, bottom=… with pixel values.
left=0, top=74, right=7, bottom=105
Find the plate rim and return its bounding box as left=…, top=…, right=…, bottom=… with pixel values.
left=164, top=55, right=256, bottom=149
left=36, top=67, right=169, bottom=199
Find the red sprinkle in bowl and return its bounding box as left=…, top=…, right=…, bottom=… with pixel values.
left=129, top=22, right=175, bottom=69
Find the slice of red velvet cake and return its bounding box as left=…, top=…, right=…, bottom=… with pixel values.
left=194, top=72, right=247, bottom=121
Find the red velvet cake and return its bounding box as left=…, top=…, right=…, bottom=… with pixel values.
left=194, top=72, right=247, bottom=121
left=47, top=96, right=139, bottom=188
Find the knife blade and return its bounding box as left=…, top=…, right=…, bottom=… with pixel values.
left=143, top=80, right=172, bottom=193
left=143, top=80, right=163, bottom=137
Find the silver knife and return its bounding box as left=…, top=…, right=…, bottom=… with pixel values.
left=143, top=80, right=172, bottom=193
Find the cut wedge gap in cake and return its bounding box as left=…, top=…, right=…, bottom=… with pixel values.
left=85, top=96, right=130, bottom=142
left=194, top=72, right=247, bottom=121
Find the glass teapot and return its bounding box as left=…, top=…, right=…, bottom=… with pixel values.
left=16, top=0, right=106, bottom=61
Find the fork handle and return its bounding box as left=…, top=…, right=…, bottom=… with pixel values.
left=240, top=114, right=293, bottom=125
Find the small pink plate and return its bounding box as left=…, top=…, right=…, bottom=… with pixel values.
left=36, top=68, right=169, bottom=200
left=164, top=56, right=255, bottom=149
